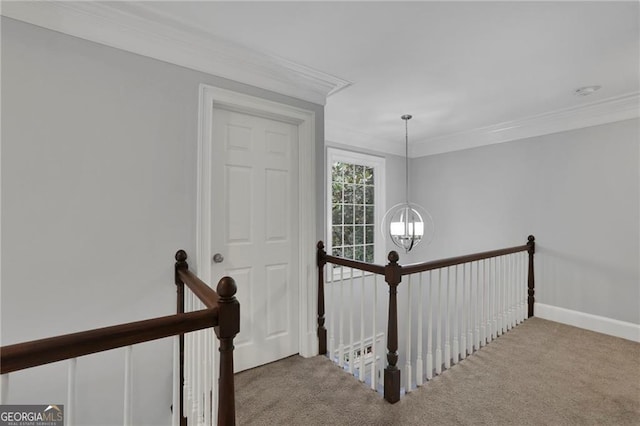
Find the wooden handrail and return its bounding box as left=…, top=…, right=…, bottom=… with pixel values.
left=324, top=254, right=385, bottom=275
left=321, top=244, right=528, bottom=277
left=0, top=308, right=218, bottom=374
left=177, top=268, right=220, bottom=308
left=400, top=243, right=530, bottom=275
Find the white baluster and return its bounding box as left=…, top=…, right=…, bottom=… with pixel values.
left=435, top=269, right=442, bottom=375
left=472, top=262, right=478, bottom=351
left=506, top=256, right=510, bottom=332
left=204, top=329, right=212, bottom=426
left=198, top=329, right=205, bottom=426
left=467, top=262, right=472, bottom=354
left=490, top=257, right=494, bottom=341
left=452, top=265, right=459, bottom=365
left=460, top=264, right=467, bottom=360
left=329, top=265, right=335, bottom=361
left=185, top=294, right=192, bottom=419
left=213, top=330, right=219, bottom=426
left=371, top=274, right=378, bottom=391
left=468, top=263, right=473, bottom=355
left=492, top=257, right=497, bottom=340
left=472, top=261, right=476, bottom=351
left=172, top=336, right=180, bottom=426
left=192, top=303, right=200, bottom=422
left=487, top=258, right=492, bottom=342
left=349, top=267, right=354, bottom=375
left=124, top=346, right=133, bottom=426
left=0, top=374, right=8, bottom=405
left=504, top=255, right=510, bottom=332
left=506, top=255, right=511, bottom=330
left=513, top=253, right=520, bottom=325
left=507, top=255, right=512, bottom=331
left=405, top=275, right=413, bottom=392
left=416, top=273, right=424, bottom=387
left=516, top=253, right=521, bottom=325
left=480, top=259, right=486, bottom=347
left=502, top=256, right=507, bottom=334
left=426, top=270, right=433, bottom=380
left=444, top=267, right=451, bottom=370
left=520, top=251, right=529, bottom=321
left=476, top=261, right=481, bottom=350
left=511, top=254, right=516, bottom=329
left=67, top=358, right=76, bottom=426
left=496, top=257, right=504, bottom=336
left=359, top=272, right=365, bottom=382
left=338, top=266, right=345, bottom=368
left=500, top=256, right=505, bottom=335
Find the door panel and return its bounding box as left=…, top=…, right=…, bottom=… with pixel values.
left=211, top=107, right=299, bottom=372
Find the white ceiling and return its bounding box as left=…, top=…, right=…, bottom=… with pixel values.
left=4, top=1, right=639, bottom=157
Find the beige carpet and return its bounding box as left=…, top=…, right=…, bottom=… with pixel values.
left=235, top=318, right=640, bottom=425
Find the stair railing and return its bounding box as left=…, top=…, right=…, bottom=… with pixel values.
left=175, top=250, right=240, bottom=426
left=0, top=250, right=239, bottom=426
left=317, top=235, right=535, bottom=403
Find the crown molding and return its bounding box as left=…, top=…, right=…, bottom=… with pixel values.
left=325, top=120, right=406, bottom=158
left=328, top=92, right=639, bottom=158
left=1, top=1, right=351, bottom=105
left=410, top=92, right=640, bottom=158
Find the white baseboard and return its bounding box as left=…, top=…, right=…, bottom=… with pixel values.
left=535, top=303, right=640, bottom=343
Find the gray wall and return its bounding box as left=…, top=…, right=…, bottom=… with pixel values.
left=409, top=119, right=639, bottom=324
left=1, top=17, right=323, bottom=425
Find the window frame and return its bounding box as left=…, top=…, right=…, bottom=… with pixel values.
left=326, top=147, right=385, bottom=279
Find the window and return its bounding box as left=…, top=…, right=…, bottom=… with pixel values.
left=327, top=148, right=385, bottom=269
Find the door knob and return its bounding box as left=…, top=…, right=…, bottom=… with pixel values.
left=213, top=253, right=224, bottom=263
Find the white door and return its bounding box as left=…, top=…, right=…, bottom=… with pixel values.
left=211, top=107, right=299, bottom=372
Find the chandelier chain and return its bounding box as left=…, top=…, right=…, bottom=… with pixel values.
left=403, top=115, right=411, bottom=205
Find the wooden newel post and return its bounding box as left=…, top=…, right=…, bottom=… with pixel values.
left=174, top=250, right=188, bottom=426
left=384, top=251, right=402, bottom=404
left=216, top=277, right=240, bottom=426
left=317, top=241, right=328, bottom=355
left=527, top=235, right=536, bottom=318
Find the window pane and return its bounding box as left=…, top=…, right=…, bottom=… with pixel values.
left=354, top=185, right=365, bottom=204
left=332, top=226, right=342, bottom=247
left=365, top=185, right=374, bottom=205
left=365, top=206, right=374, bottom=224
left=344, top=164, right=354, bottom=183
left=344, top=205, right=354, bottom=224
left=354, top=205, right=365, bottom=225
left=332, top=247, right=343, bottom=258
left=354, top=226, right=364, bottom=245
left=332, top=163, right=345, bottom=183
left=344, top=246, right=353, bottom=259
left=344, top=226, right=354, bottom=245
left=332, top=204, right=343, bottom=225
left=365, top=225, right=374, bottom=244
left=364, top=167, right=374, bottom=185
left=332, top=183, right=342, bottom=205
left=354, top=165, right=365, bottom=184
left=365, top=245, right=374, bottom=263
left=344, top=184, right=354, bottom=204
left=355, top=245, right=364, bottom=261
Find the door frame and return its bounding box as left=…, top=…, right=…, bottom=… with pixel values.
left=196, top=84, right=317, bottom=358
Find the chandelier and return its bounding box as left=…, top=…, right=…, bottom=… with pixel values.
left=382, top=115, right=434, bottom=253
